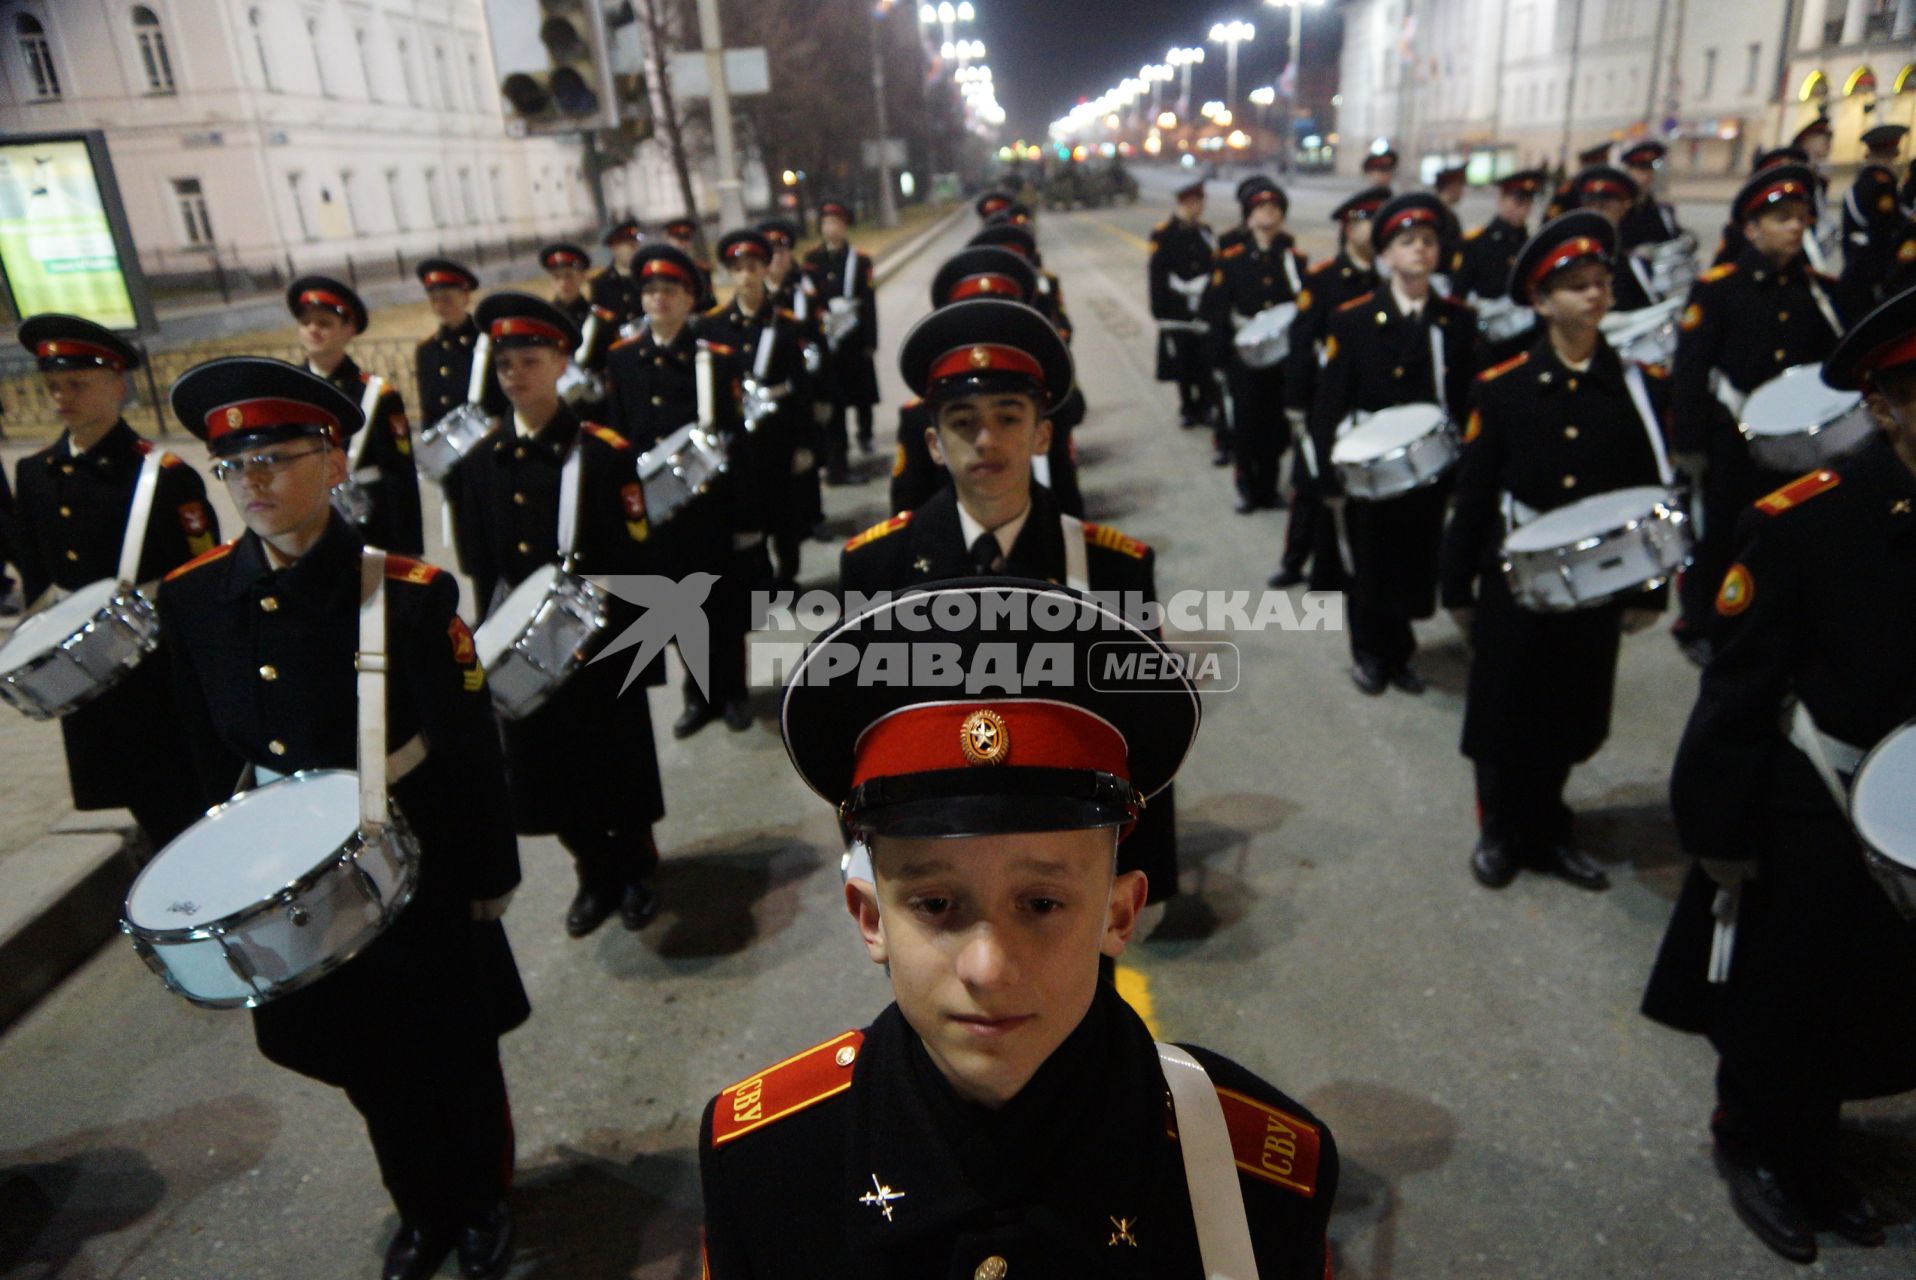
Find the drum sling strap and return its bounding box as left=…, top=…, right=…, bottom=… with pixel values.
left=1501, top=361, right=1672, bottom=532
left=695, top=345, right=716, bottom=429
left=347, top=376, right=385, bottom=485
left=116, top=452, right=163, bottom=588
left=1156, top=1043, right=1261, bottom=1280
left=1805, top=273, right=1844, bottom=340
left=555, top=439, right=586, bottom=568
left=576, top=312, right=601, bottom=367
left=1056, top=513, right=1090, bottom=593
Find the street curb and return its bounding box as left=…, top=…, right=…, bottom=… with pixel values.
left=0, top=823, right=142, bottom=1033
left=872, top=205, right=969, bottom=289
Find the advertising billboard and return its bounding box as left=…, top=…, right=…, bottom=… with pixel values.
left=0, top=130, right=154, bottom=333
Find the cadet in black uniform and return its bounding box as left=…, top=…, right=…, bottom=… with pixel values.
left=1311, top=192, right=1480, bottom=695
left=10, top=316, right=217, bottom=848
left=1432, top=164, right=1468, bottom=295
left=288, top=276, right=423, bottom=555
left=589, top=218, right=647, bottom=333
left=1561, top=167, right=1662, bottom=310
left=0, top=462, right=16, bottom=614
left=1618, top=141, right=1686, bottom=250
left=841, top=296, right=1181, bottom=915
left=1272, top=186, right=1387, bottom=590
left=704, top=229, right=812, bottom=590
left=1148, top=177, right=1218, bottom=427
left=760, top=216, right=828, bottom=551
left=662, top=215, right=720, bottom=312
left=1206, top=178, right=1308, bottom=514
left=982, top=206, right=1074, bottom=342
left=888, top=246, right=1039, bottom=517
left=1642, top=286, right=1916, bottom=1265
left=1361, top=148, right=1399, bottom=192
left=413, top=259, right=508, bottom=428
left=974, top=188, right=1015, bottom=221
left=1709, top=146, right=1808, bottom=267
left=455, top=293, right=668, bottom=938
left=803, top=197, right=880, bottom=482
left=1456, top=168, right=1545, bottom=301
left=542, top=241, right=593, bottom=329
left=1839, top=124, right=1910, bottom=315
left=1441, top=213, right=1674, bottom=893
left=1669, top=164, right=1848, bottom=664
left=160, top=357, right=523, bottom=1280
left=604, top=244, right=756, bottom=738
left=700, top=578, right=1338, bottom=1278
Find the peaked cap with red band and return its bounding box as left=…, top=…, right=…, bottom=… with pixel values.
left=1507, top=210, right=1616, bottom=305
left=1361, top=150, right=1399, bottom=174
left=286, top=274, right=369, bottom=333
left=930, top=246, right=1037, bottom=309
left=974, top=190, right=1016, bottom=220
left=1497, top=168, right=1548, bottom=197
left=415, top=257, right=479, bottom=292
left=1791, top=117, right=1832, bottom=147
left=602, top=218, right=643, bottom=247
left=1752, top=145, right=1809, bottom=172
left=1568, top=165, right=1640, bottom=206
left=474, top=291, right=580, bottom=353
left=628, top=243, right=703, bottom=293
left=170, top=356, right=362, bottom=456
left=18, top=314, right=140, bottom=373
left=898, top=298, right=1073, bottom=413
left=1331, top=185, right=1392, bottom=223
left=1733, top=162, right=1816, bottom=223
left=817, top=197, right=856, bottom=225
left=756, top=217, right=801, bottom=248
left=1240, top=178, right=1289, bottom=219
left=781, top=580, right=1199, bottom=838
left=662, top=216, right=699, bottom=241
left=1620, top=141, right=1667, bottom=169
left=540, top=241, right=592, bottom=272
left=716, top=229, right=773, bottom=266
left=1824, top=282, right=1916, bottom=391
left=969, top=221, right=1038, bottom=260
left=1370, top=191, right=1447, bottom=251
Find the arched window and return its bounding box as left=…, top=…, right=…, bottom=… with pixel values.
left=16, top=14, right=62, bottom=99
left=1843, top=66, right=1876, bottom=97
left=248, top=8, right=276, bottom=91
left=1798, top=69, right=1829, bottom=102
left=1895, top=64, right=1916, bottom=96
left=132, top=6, right=175, bottom=94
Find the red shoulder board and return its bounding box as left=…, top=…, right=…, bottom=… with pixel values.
left=710, top=1030, right=863, bottom=1147
left=593, top=304, right=617, bottom=321
left=1220, top=243, right=1247, bottom=260
left=609, top=333, right=644, bottom=351
left=133, top=438, right=154, bottom=456
left=383, top=555, right=441, bottom=585
left=704, top=303, right=728, bottom=320
left=158, top=451, right=187, bottom=468
left=779, top=307, right=799, bottom=322
left=584, top=423, right=634, bottom=452
left=1308, top=257, right=1335, bottom=274
left=903, top=396, right=923, bottom=409
left=1336, top=291, right=1376, bottom=313
left=1216, top=1087, right=1323, bottom=1197
left=1637, top=362, right=1671, bottom=379
left=699, top=339, right=737, bottom=357
left=1477, top=352, right=1530, bottom=384
left=163, top=539, right=237, bottom=582
left=1435, top=292, right=1474, bottom=312
left=1755, top=468, right=1839, bottom=516
left=1699, top=262, right=1737, bottom=284
left=1899, top=237, right=1916, bottom=265
left=1082, top=521, right=1148, bottom=560
left=845, top=512, right=911, bottom=552
left=1463, top=224, right=1486, bottom=241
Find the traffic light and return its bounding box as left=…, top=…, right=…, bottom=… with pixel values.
left=485, top=0, right=641, bottom=135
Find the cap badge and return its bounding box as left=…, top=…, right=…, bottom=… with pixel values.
left=959, top=708, right=1008, bottom=766
left=968, top=345, right=992, bottom=369
left=225, top=407, right=245, bottom=428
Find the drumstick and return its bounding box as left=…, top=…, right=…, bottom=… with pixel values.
left=1707, top=886, right=1738, bottom=984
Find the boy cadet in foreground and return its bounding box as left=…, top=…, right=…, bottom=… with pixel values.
left=699, top=580, right=1339, bottom=1277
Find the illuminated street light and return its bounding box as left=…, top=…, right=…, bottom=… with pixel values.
left=1249, top=86, right=1276, bottom=106
left=1200, top=100, right=1224, bottom=119
left=957, top=1, right=974, bottom=18
left=1167, top=45, right=1205, bottom=117
left=919, top=3, right=936, bottom=22
left=1157, top=110, right=1177, bottom=129
left=1208, top=20, right=1254, bottom=112
left=937, top=2, right=954, bottom=22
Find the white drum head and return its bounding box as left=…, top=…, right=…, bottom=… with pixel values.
left=0, top=579, right=125, bottom=676
left=1741, top=364, right=1862, bottom=439
left=1853, top=725, right=1916, bottom=872
left=1504, top=486, right=1675, bottom=553
left=1331, top=403, right=1446, bottom=463
left=126, top=771, right=359, bottom=929
left=475, top=565, right=561, bottom=665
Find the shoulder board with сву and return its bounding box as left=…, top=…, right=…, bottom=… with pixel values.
left=583, top=423, right=634, bottom=452
left=1187, top=1086, right=1324, bottom=1198
left=1755, top=468, right=1839, bottom=516
left=1082, top=522, right=1147, bottom=560
left=710, top=1030, right=864, bottom=1147
left=382, top=555, right=442, bottom=585
left=163, top=539, right=238, bottom=582
left=845, top=512, right=912, bottom=552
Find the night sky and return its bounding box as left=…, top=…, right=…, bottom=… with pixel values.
left=972, top=0, right=1345, bottom=139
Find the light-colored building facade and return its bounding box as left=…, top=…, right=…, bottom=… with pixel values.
left=1333, top=0, right=1911, bottom=180
left=0, top=0, right=690, bottom=280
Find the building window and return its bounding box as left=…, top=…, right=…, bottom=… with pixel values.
left=353, top=28, right=376, bottom=100
left=1743, top=43, right=1762, bottom=95
left=288, top=172, right=314, bottom=241
left=249, top=8, right=276, bottom=92
left=340, top=169, right=361, bottom=233
left=132, top=6, right=176, bottom=94
left=173, top=177, right=213, bottom=246
left=489, top=166, right=506, bottom=221
left=1701, top=48, right=1717, bottom=99
left=397, top=36, right=420, bottom=105
left=433, top=43, right=453, bottom=108
left=424, top=166, right=445, bottom=227
left=16, top=14, right=61, bottom=99
left=457, top=166, right=476, bottom=223
left=466, top=47, right=485, bottom=110
left=307, top=16, right=331, bottom=96
left=385, top=168, right=408, bottom=231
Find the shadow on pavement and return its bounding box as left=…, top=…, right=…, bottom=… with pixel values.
left=1413, top=636, right=1470, bottom=698
left=1147, top=793, right=1302, bottom=952
left=1310, top=1080, right=1460, bottom=1280
left=1579, top=787, right=1686, bottom=897
left=1082, top=477, right=1162, bottom=525
left=505, top=1143, right=701, bottom=1279
left=639, top=832, right=828, bottom=966
left=0, top=1095, right=278, bottom=1278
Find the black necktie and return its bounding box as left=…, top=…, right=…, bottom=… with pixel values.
left=970, top=531, right=1001, bottom=575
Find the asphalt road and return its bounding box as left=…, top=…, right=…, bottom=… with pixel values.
left=3, top=169, right=1912, bottom=1280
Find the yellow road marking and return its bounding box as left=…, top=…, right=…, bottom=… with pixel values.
left=1091, top=219, right=1155, bottom=254
left=1113, top=963, right=1161, bottom=1038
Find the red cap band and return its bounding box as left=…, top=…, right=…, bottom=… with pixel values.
left=820, top=202, right=853, bottom=220
left=297, top=289, right=353, bottom=317
left=1742, top=179, right=1809, bottom=219
left=205, top=397, right=342, bottom=446
left=545, top=251, right=586, bottom=268
left=1579, top=177, right=1632, bottom=200
left=723, top=241, right=769, bottom=264
left=640, top=257, right=696, bottom=285
left=1245, top=188, right=1283, bottom=210
left=607, top=226, right=641, bottom=245
left=36, top=339, right=124, bottom=371
left=850, top=701, right=1130, bottom=790
left=979, top=197, right=1010, bottom=214
left=1363, top=155, right=1394, bottom=169
left=1528, top=235, right=1608, bottom=291
left=930, top=343, right=1044, bottom=385
left=1859, top=332, right=1916, bottom=382
left=1380, top=207, right=1439, bottom=239
left=948, top=273, right=1022, bottom=301
left=490, top=317, right=568, bottom=346
left=423, top=270, right=468, bottom=287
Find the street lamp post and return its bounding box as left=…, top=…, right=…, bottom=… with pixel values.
left=1263, top=0, right=1323, bottom=174
left=1168, top=46, right=1204, bottom=119
left=871, top=1, right=900, bottom=228
left=1208, top=21, right=1254, bottom=118
left=1249, top=85, right=1276, bottom=162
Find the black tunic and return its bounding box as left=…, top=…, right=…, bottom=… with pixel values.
left=699, top=295, right=812, bottom=542
left=587, top=266, right=646, bottom=334
left=415, top=314, right=508, bottom=427
left=313, top=354, right=424, bottom=555
left=158, top=518, right=526, bottom=1084
left=11, top=423, right=218, bottom=820
left=1838, top=162, right=1906, bottom=312
left=802, top=243, right=881, bottom=407
left=700, top=981, right=1338, bottom=1279
left=1147, top=216, right=1216, bottom=383
left=1643, top=439, right=1916, bottom=1100
left=1455, top=218, right=1527, bottom=301
left=1619, top=196, right=1683, bottom=251
left=1440, top=340, right=1672, bottom=763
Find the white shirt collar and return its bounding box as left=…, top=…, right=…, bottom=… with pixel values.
left=514, top=411, right=543, bottom=439
left=1390, top=279, right=1427, bottom=318
left=955, top=496, right=1032, bottom=565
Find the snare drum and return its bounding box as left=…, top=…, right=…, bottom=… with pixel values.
left=0, top=579, right=159, bottom=720
left=1601, top=297, right=1683, bottom=367
left=1738, top=363, right=1875, bottom=474
left=473, top=565, right=609, bottom=720
left=557, top=362, right=604, bottom=408
left=1646, top=234, right=1699, bottom=300
left=330, top=477, right=374, bottom=527
left=1501, top=485, right=1693, bottom=611
left=638, top=422, right=729, bottom=526
left=1329, top=403, right=1459, bottom=501
left=1850, top=721, right=1916, bottom=919
left=1475, top=296, right=1534, bottom=345
left=122, top=770, right=419, bottom=1008
left=414, top=403, right=495, bottom=482
left=1232, top=303, right=1297, bottom=369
